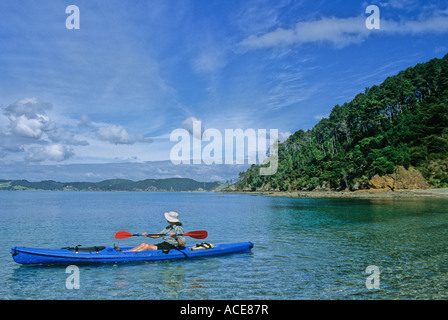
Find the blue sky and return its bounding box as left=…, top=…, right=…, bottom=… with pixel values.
left=1, top=0, right=448, bottom=181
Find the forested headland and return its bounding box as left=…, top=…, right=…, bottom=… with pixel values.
left=236, top=54, right=448, bottom=192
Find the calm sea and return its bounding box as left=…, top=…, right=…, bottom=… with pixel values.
left=1, top=191, right=448, bottom=300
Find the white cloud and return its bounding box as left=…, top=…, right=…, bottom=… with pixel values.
left=97, top=125, right=134, bottom=144
left=241, top=16, right=368, bottom=49
left=25, top=144, right=75, bottom=162
left=4, top=98, right=54, bottom=139
left=2, top=98, right=87, bottom=145
left=1, top=97, right=157, bottom=164
left=97, top=124, right=153, bottom=145
left=4, top=97, right=52, bottom=118
left=0, top=97, right=91, bottom=162
left=8, top=114, right=52, bottom=139
left=378, top=0, right=418, bottom=10
left=232, top=0, right=294, bottom=36
left=264, top=67, right=316, bottom=110
left=240, top=11, right=448, bottom=50
left=134, top=133, right=154, bottom=144
left=381, top=13, right=448, bottom=34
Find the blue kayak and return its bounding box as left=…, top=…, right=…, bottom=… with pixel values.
left=11, top=242, right=254, bottom=265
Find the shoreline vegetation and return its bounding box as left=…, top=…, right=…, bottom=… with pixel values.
left=222, top=188, right=448, bottom=198
left=0, top=178, right=226, bottom=192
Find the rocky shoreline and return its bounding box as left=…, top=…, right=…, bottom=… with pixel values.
left=221, top=188, right=448, bottom=199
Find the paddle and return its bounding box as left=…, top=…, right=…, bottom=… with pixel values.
left=115, top=230, right=208, bottom=240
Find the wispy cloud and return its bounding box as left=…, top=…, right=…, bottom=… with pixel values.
left=263, top=66, right=317, bottom=110
left=378, top=0, right=419, bottom=10
left=381, top=11, right=448, bottom=34
left=241, top=16, right=368, bottom=49
left=240, top=10, right=448, bottom=50
left=192, top=47, right=227, bottom=75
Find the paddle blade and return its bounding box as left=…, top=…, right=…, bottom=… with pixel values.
left=115, top=231, right=134, bottom=239
left=184, top=230, right=208, bottom=239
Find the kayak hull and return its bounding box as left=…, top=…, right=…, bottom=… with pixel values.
left=11, top=242, right=254, bottom=265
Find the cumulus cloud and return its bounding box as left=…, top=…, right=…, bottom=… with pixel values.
left=3, top=98, right=88, bottom=145
left=97, top=125, right=153, bottom=145
left=4, top=97, right=52, bottom=118
left=8, top=114, right=52, bottom=139
left=25, top=144, right=75, bottom=162
left=4, top=98, right=54, bottom=139
left=1, top=97, right=152, bottom=163
left=1, top=97, right=88, bottom=162
left=97, top=125, right=133, bottom=144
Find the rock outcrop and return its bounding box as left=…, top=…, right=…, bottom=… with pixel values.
left=369, top=166, right=430, bottom=191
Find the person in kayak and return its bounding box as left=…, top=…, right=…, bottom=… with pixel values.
left=115, top=211, right=186, bottom=252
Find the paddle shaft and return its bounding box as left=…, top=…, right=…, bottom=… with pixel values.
left=135, top=233, right=184, bottom=237
left=115, top=230, right=208, bottom=240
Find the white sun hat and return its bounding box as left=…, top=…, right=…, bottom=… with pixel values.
left=164, top=211, right=180, bottom=223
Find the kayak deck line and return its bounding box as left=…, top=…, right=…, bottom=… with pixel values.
left=11, top=242, right=254, bottom=265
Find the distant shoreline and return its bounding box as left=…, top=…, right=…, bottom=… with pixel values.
left=221, top=188, right=448, bottom=199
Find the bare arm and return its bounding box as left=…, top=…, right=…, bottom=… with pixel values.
left=169, top=233, right=185, bottom=246
left=142, top=232, right=161, bottom=239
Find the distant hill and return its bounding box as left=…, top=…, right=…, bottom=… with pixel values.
left=236, top=53, right=448, bottom=192
left=0, top=178, right=224, bottom=192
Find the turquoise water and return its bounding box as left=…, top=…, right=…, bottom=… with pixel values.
left=1, top=191, right=448, bottom=300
